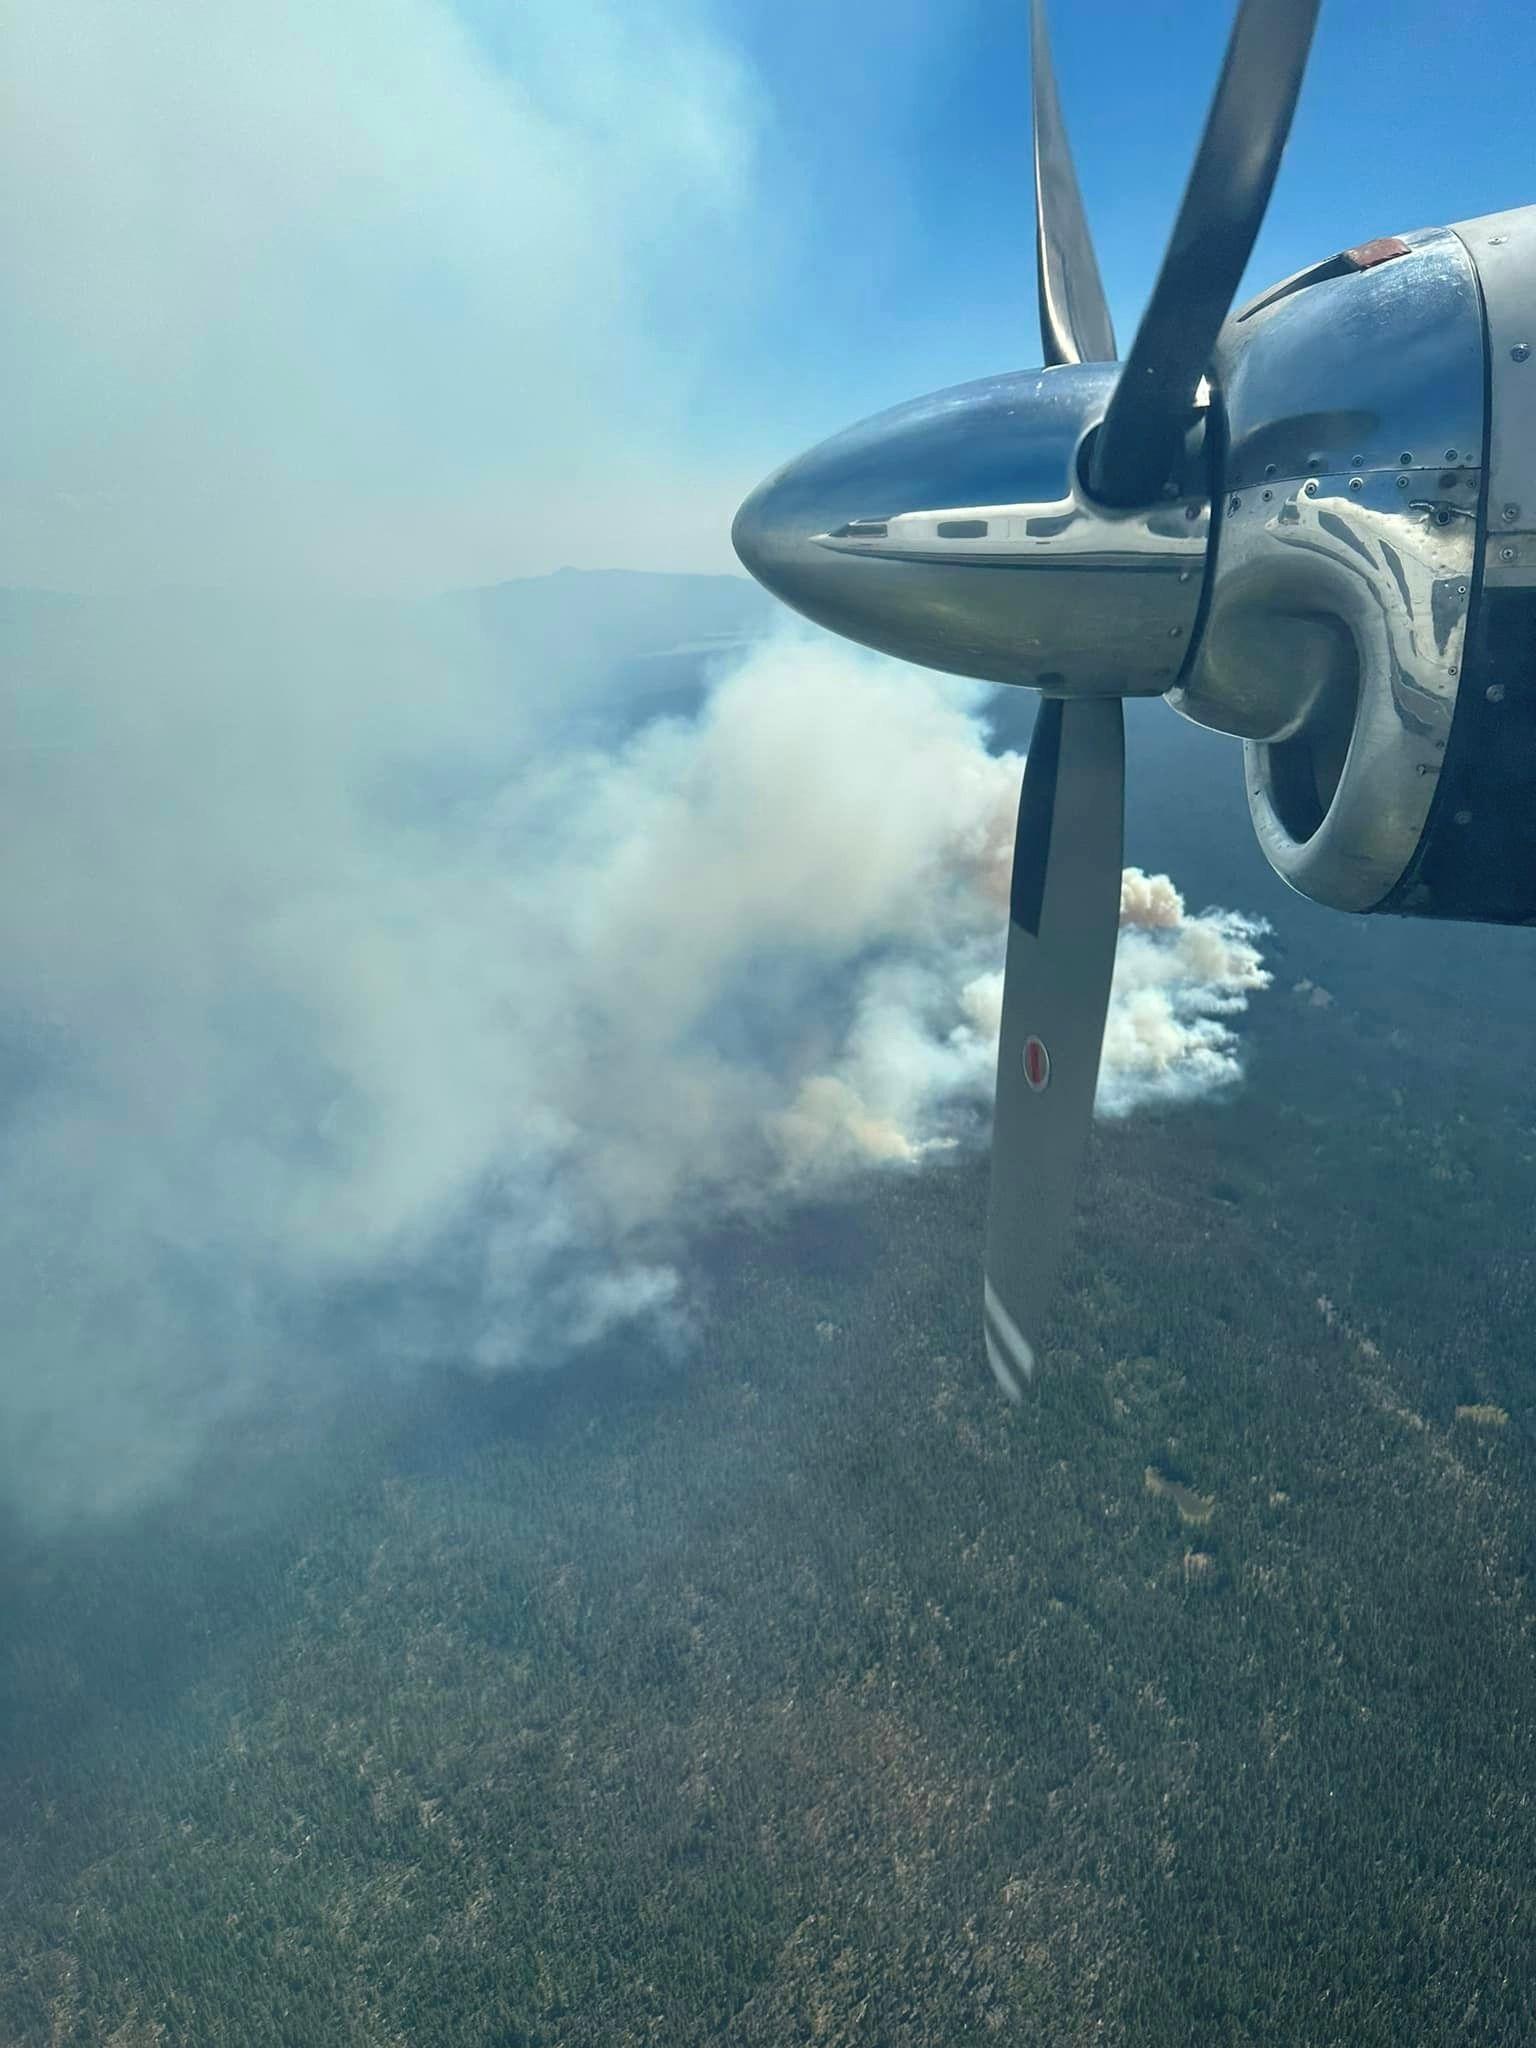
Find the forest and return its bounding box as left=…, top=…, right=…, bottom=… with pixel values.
left=5, top=955, right=1536, bottom=2044
left=3, top=582, right=1536, bottom=2045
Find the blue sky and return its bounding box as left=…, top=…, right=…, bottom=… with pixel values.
left=4, top=0, right=1534, bottom=591
left=720, top=0, right=1536, bottom=481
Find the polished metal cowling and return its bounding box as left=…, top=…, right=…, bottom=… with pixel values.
left=1171, top=224, right=1486, bottom=911
left=1160, top=205, right=1536, bottom=919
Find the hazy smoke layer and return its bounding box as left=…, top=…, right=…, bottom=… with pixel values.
left=0, top=0, right=762, bottom=591
left=0, top=606, right=1268, bottom=1523
left=0, top=0, right=1270, bottom=1523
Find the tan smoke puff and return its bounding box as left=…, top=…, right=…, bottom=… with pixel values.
left=1120, top=867, right=1185, bottom=930
left=771, top=1075, right=927, bottom=1175
left=1098, top=897, right=1270, bottom=1112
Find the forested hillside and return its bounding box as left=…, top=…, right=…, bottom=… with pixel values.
left=5, top=974, right=1535, bottom=2045
left=3, top=579, right=1535, bottom=2046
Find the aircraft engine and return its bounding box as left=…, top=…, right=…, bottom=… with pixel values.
left=732, top=0, right=1536, bottom=1379
left=1174, top=209, right=1536, bottom=925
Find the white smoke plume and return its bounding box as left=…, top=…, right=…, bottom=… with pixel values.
left=0, top=607, right=1270, bottom=1523
left=950, top=869, right=1271, bottom=1124
left=1099, top=870, right=1272, bottom=1114
left=0, top=0, right=1272, bottom=1524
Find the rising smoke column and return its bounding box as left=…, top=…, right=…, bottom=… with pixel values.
left=0, top=610, right=1271, bottom=1523
left=0, top=0, right=1275, bottom=1526
left=1099, top=869, right=1272, bottom=1114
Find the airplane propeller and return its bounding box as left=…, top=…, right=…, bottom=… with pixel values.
left=733, top=0, right=1325, bottom=1389
left=984, top=0, right=1318, bottom=1392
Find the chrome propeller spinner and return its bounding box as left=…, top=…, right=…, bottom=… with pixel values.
left=732, top=0, right=1322, bottom=1388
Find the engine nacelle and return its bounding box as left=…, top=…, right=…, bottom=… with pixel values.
left=1173, top=206, right=1536, bottom=924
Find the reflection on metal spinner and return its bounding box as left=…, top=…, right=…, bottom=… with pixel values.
left=732, top=365, right=1207, bottom=696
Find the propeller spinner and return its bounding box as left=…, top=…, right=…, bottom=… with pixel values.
left=732, top=0, right=1321, bottom=1387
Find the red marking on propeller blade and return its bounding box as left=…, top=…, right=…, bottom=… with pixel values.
left=1023, top=1037, right=1051, bottom=1092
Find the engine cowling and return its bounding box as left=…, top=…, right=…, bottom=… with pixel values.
left=1173, top=206, right=1536, bottom=925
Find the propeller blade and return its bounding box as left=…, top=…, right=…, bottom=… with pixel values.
left=984, top=696, right=1124, bottom=1395
left=1030, top=0, right=1116, bottom=367
left=1087, top=0, right=1321, bottom=507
